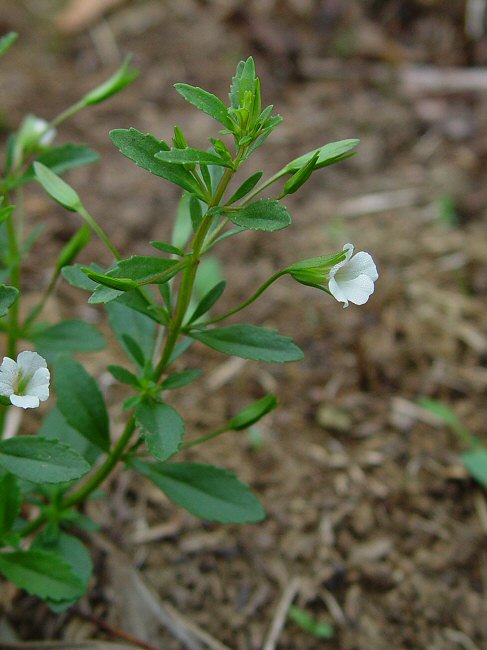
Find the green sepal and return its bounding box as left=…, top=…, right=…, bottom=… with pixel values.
left=283, top=151, right=319, bottom=195
left=284, top=139, right=359, bottom=173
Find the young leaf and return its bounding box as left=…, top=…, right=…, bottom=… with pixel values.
left=136, top=400, right=185, bottom=462
left=0, top=474, right=20, bottom=539
left=0, top=549, right=85, bottom=602
left=19, top=144, right=99, bottom=186
left=121, top=335, right=146, bottom=369
left=155, top=147, right=232, bottom=168
left=284, top=139, right=359, bottom=173
left=150, top=241, right=184, bottom=256
left=189, top=195, right=203, bottom=232
left=227, top=199, right=291, bottom=232
left=110, top=128, right=203, bottom=196
left=82, top=56, right=139, bottom=105
left=105, top=300, right=156, bottom=369
left=461, top=449, right=487, bottom=488
left=174, top=83, right=234, bottom=130
left=33, top=162, right=81, bottom=211
left=0, top=32, right=18, bottom=57
left=131, top=460, right=265, bottom=524
left=0, top=285, right=18, bottom=318
left=288, top=606, right=334, bottom=640
left=226, top=171, right=263, bottom=205
left=0, top=437, right=90, bottom=483
left=55, top=355, right=110, bottom=452
left=191, top=324, right=303, bottom=363
left=228, top=394, right=277, bottom=430
left=283, top=151, right=319, bottom=196
left=30, top=320, right=105, bottom=359
left=108, top=364, right=139, bottom=386
left=161, top=369, right=203, bottom=390
left=188, top=281, right=226, bottom=324
left=39, top=407, right=101, bottom=466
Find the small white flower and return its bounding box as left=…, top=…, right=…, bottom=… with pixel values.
left=0, top=351, right=50, bottom=409
left=328, top=243, right=378, bottom=308
left=31, top=117, right=56, bottom=147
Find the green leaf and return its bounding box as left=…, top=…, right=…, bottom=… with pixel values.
left=0, top=32, right=18, bottom=57
left=0, top=285, right=18, bottom=317
left=88, top=255, right=180, bottom=304
left=283, top=152, right=319, bottom=195
left=0, top=474, right=20, bottom=539
left=30, top=320, right=106, bottom=359
left=161, top=369, right=202, bottom=390
left=105, top=300, right=156, bottom=368
left=461, top=449, right=487, bottom=488
left=189, top=281, right=226, bottom=324
left=136, top=401, right=185, bottom=462
left=288, top=606, right=334, bottom=640
left=284, top=139, right=359, bottom=173
left=61, top=263, right=101, bottom=291
left=226, top=171, right=263, bottom=205
left=132, top=460, right=265, bottom=523
left=155, top=147, right=232, bottom=168
left=418, top=398, right=473, bottom=442
left=174, top=83, right=234, bottom=130
left=110, top=128, right=203, bottom=196
left=228, top=394, right=277, bottom=430
left=55, top=355, right=110, bottom=452
left=0, top=437, right=90, bottom=483
left=39, top=406, right=101, bottom=466
left=230, top=57, right=257, bottom=109
left=227, top=199, right=291, bottom=232
left=192, top=324, right=303, bottom=363
left=33, top=162, right=81, bottom=211
left=0, top=549, right=85, bottom=602
left=150, top=241, right=184, bottom=256
left=172, top=192, right=193, bottom=250
left=108, top=364, right=139, bottom=386
left=121, top=335, right=146, bottom=369
left=19, top=144, right=99, bottom=186
left=82, top=56, right=138, bottom=105
left=32, top=532, right=92, bottom=612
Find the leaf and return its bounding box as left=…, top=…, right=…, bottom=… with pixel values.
left=192, top=324, right=303, bottom=363
left=20, top=144, right=99, bottom=185
left=161, top=369, right=202, bottom=390
left=110, top=128, right=203, bottom=196
left=62, top=263, right=101, bottom=291
left=82, top=56, right=139, bottom=105
left=288, top=606, right=334, bottom=640
left=461, top=449, right=487, bottom=488
left=0, top=549, right=85, bottom=602
left=174, top=83, right=234, bottom=130
left=108, top=365, right=139, bottom=386
left=0, top=284, right=18, bottom=317
left=155, top=147, right=232, bottom=168
left=150, top=241, right=184, bottom=256
left=33, top=162, right=81, bottom=211
left=228, top=394, right=277, bottom=430
left=0, top=32, right=18, bottom=57
left=136, top=401, right=185, bottom=462
left=284, top=139, right=359, bottom=173
left=30, top=320, right=106, bottom=359
left=172, top=192, right=193, bottom=250
left=0, top=474, right=20, bottom=539
left=39, top=406, right=101, bottom=466
left=189, top=281, right=226, bottom=324
left=55, top=355, right=110, bottom=452
left=88, top=256, right=179, bottom=304
left=227, top=199, right=291, bottom=232
left=132, top=460, right=265, bottom=523
left=226, top=171, right=263, bottom=205
left=121, top=335, right=146, bottom=369
left=0, top=437, right=90, bottom=483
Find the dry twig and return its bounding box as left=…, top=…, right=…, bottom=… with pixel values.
left=262, top=577, right=302, bottom=650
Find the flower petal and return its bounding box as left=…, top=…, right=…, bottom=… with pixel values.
left=17, top=351, right=47, bottom=377
left=339, top=251, right=378, bottom=282
left=0, top=357, right=18, bottom=385
left=330, top=244, right=355, bottom=280
left=339, top=274, right=376, bottom=305
left=328, top=275, right=349, bottom=307
left=10, top=394, right=40, bottom=409
left=0, top=382, right=13, bottom=397
left=25, top=368, right=50, bottom=402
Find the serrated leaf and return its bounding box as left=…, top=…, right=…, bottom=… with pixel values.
left=229, top=394, right=277, bottom=430
left=155, top=147, right=232, bottom=168
left=55, top=355, right=110, bottom=452
left=284, top=139, right=359, bottom=173
left=105, top=300, right=156, bottom=369
left=191, top=324, right=303, bottom=363
left=0, top=437, right=90, bottom=483
left=110, top=128, right=203, bottom=196
left=0, top=549, right=85, bottom=602
left=461, top=449, right=487, bottom=488
left=227, top=171, right=263, bottom=205
left=0, top=32, right=18, bottom=57
left=30, top=320, right=105, bottom=359
left=189, top=281, right=226, bottom=324
left=61, top=263, right=101, bottom=291
left=226, top=199, right=291, bottom=232
left=33, top=162, right=81, bottom=211
left=132, top=460, right=265, bottom=523
left=174, top=83, right=234, bottom=130
left=0, top=474, right=20, bottom=539
left=39, top=406, right=101, bottom=466
left=136, top=401, right=185, bottom=462
left=0, top=285, right=18, bottom=317
left=161, top=369, right=202, bottom=390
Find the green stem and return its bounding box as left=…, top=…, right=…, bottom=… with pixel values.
left=49, top=99, right=86, bottom=129
left=197, top=270, right=287, bottom=327
left=23, top=271, right=58, bottom=328
left=239, top=169, right=287, bottom=206
left=77, top=204, right=121, bottom=260
left=181, top=424, right=228, bottom=450
left=4, top=195, right=20, bottom=358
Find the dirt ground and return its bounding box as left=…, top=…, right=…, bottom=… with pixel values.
left=1, top=1, right=487, bottom=649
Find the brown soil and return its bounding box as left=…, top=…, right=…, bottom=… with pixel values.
left=1, top=1, right=487, bottom=649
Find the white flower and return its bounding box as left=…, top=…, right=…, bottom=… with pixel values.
left=31, top=117, right=56, bottom=147
left=328, top=243, right=378, bottom=308
left=0, top=351, right=50, bottom=409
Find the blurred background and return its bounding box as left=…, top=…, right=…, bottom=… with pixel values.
left=1, top=1, right=487, bottom=648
